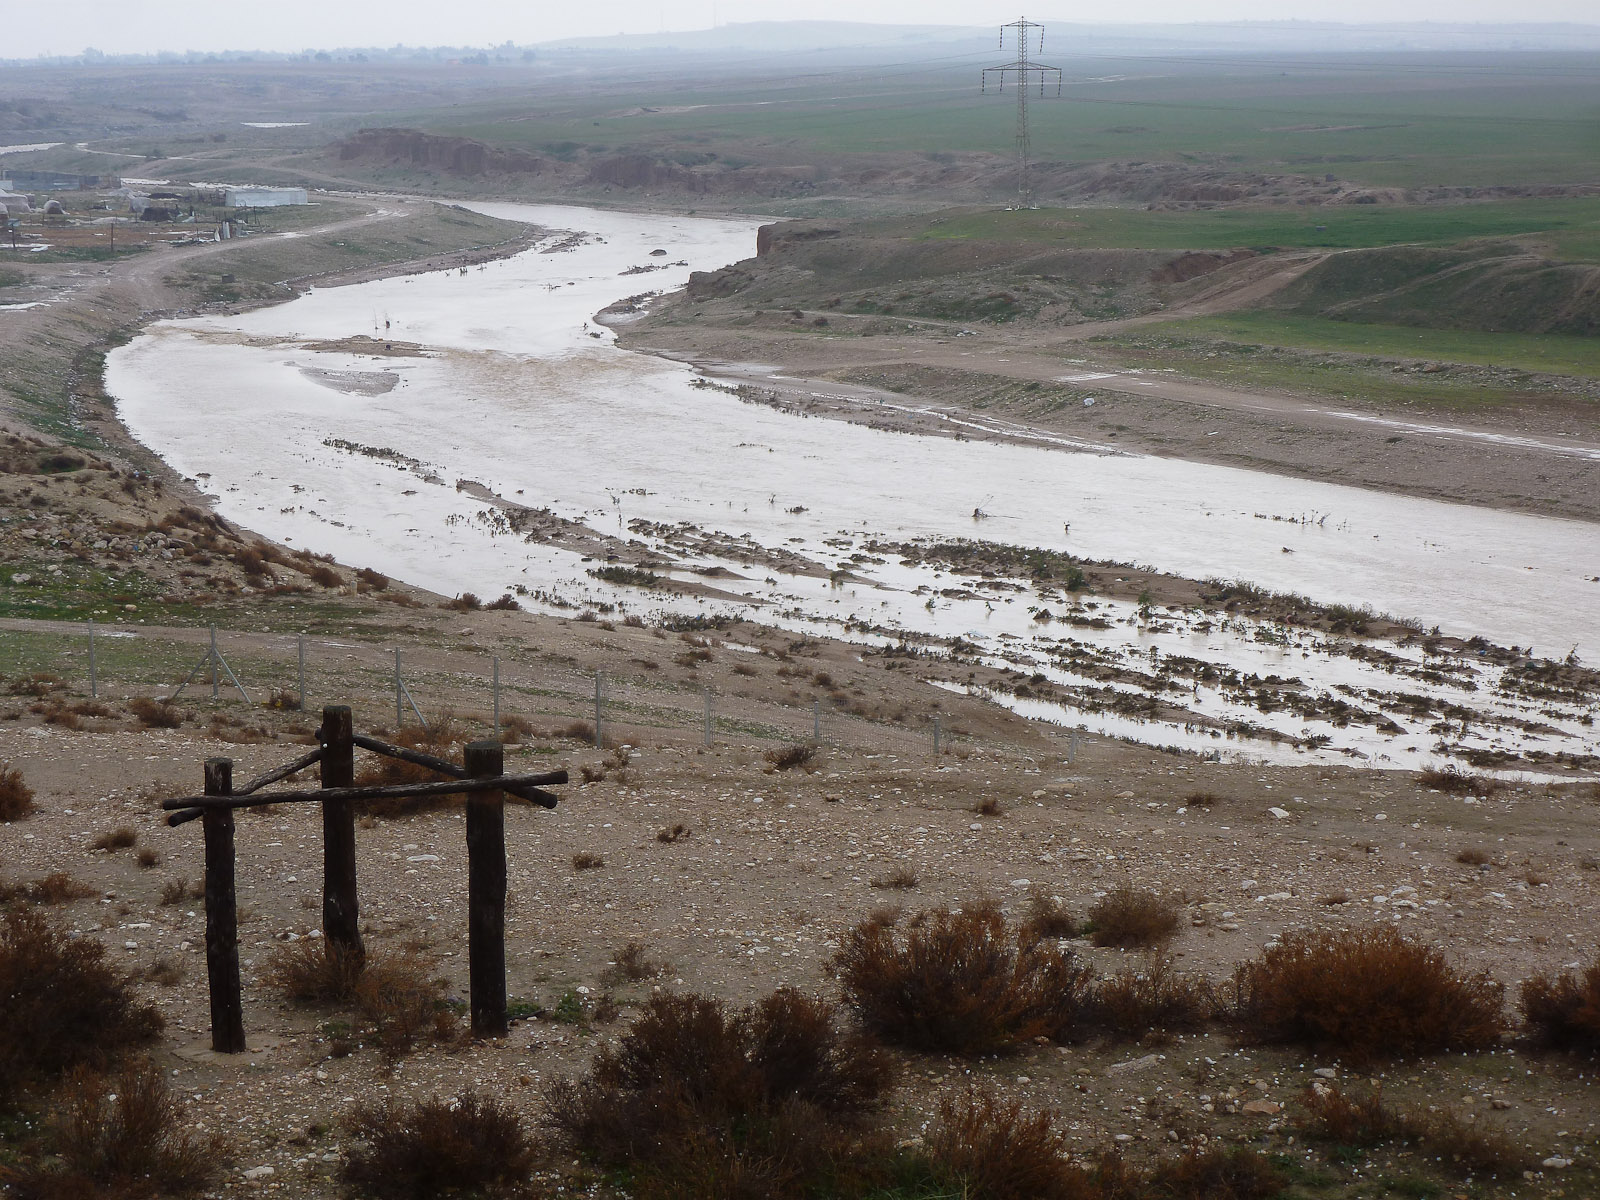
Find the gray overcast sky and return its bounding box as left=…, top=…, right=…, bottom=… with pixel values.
left=8, top=0, right=1597, bottom=59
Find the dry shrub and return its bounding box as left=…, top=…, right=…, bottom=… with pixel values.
left=3, top=1061, right=220, bottom=1198
left=973, top=797, right=1004, bottom=817
left=869, top=865, right=919, bottom=890
left=264, top=689, right=302, bottom=712
left=305, top=563, right=343, bottom=588
left=1231, top=925, right=1504, bottom=1062
left=548, top=989, right=893, bottom=1199
left=1146, top=1145, right=1287, bottom=1199
left=0, top=762, right=37, bottom=821
left=599, top=940, right=665, bottom=987
left=342, top=1090, right=534, bottom=1200
left=484, top=593, right=520, bottom=611
left=834, top=899, right=1093, bottom=1055
left=1091, top=959, right=1216, bottom=1039
left=353, top=719, right=464, bottom=815
left=1418, top=766, right=1498, bottom=796
left=356, top=566, right=389, bottom=591
left=1519, top=956, right=1600, bottom=1053
left=1183, top=791, right=1221, bottom=808
left=14, top=876, right=96, bottom=902
left=1300, top=1084, right=1529, bottom=1177
left=498, top=714, right=533, bottom=744
left=266, top=941, right=453, bottom=1062
left=1455, top=847, right=1491, bottom=866
left=571, top=851, right=604, bottom=871
left=1020, top=888, right=1082, bottom=940
left=0, top=910, right=163, bottom=1106
left=127, top=697, right=182, bottom=730
left=764, top=742, right=817, bottom=771
left=656, top=823, right=691, bottom=844
left=159, top=878, right=190, bottom=906
left=444, top=592, right=482, bottom=611
left=924, top=1089, right=1081, bottom=1200
left=1086, top=886, right=1180, bottom=948
left=90, top=827, right=137, bottom=852
left=135, top=848, right=159, bottom=869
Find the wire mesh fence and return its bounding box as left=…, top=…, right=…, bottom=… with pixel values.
left=4, top=619, right=1045, bottom=761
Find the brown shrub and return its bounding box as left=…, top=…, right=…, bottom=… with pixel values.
left=1020, top=888, right=1082, bottom=940
left=1418, top=766, right=1497, bottom=796
left=1146, top=1145, right=1287, bottom=1199
left=973, top=796, right=1004, bottom=817
left=6, top=673, right=64, bottom=698
left=1183, top=791, right=1221, bottom=808
left=833, top=900, right=1094, bottom=1055
left=135, top=848, right=160, bottom=869
left=483, top=593, right=519, bottom=611
left=655, top=823, right=690, bottom=844
left=0, top=762, right=37, bottom=821
left=342, top=1090, right=534, bottom=1200
left=444, top=592, right=481, bottom=611
left=265, top=941, right=453, bottom=1062
left=1091, top=959, right=1215, bottom=1039
left=924, top=1089, right=1081, bottom=1200
left=1519, top=957, right=1600, bottom=1053
left=498, top=714, right=533, bottom=744
left=571, top=851, right=604, bottom=871
left=1455, top=847, right=1491, bottom=866
left=1231, top=925, right=1504, bottom=1062
left=548, top=989, right=893, bottom=1198
left=127, top=697, right=182, bottom=729
left=1086, top=885, right=1181, bottom=948
left=356, top=566, right=389, bottom=592
left=90, top=827, right=137, bottom=852
left=869, top=865, right=919, bottom=890
left=599, top=940, right=666, bottom=988
left=764, top=741, right=817, bottom=771
left=0, top=910, right=163, bottom=1106
left=4, top=1061, right=220, bottom=1198
left=1299, top=1083, right=1530, bottom=1177
left=1, top=872, right=96, bottom=905
left=352, top=719, right=464, bottom=815
left=305, top=564, right=343, bottom=588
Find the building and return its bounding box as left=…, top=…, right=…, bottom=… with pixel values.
left=222, top=186, right=308, bottom=208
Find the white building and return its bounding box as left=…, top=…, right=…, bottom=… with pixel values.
left=222, top=186, right=308, bottom=208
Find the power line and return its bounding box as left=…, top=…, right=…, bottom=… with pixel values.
left=983, top=17, right=1062, bottom=208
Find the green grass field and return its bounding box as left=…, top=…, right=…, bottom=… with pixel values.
left=903, top=198, right=1600, bottom=257
left=410, top=51, right=1600, bottom=191
left=1133, top=312, right=1600, bottom=376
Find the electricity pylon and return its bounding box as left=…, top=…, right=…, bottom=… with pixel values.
left=981, top=17, right=1062, bottom=209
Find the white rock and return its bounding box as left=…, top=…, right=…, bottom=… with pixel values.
left=1542, top=1157, right=1572, bottom=1169
left=242, top=1166, right=276, bottom=1180
left=1268, top=807, right=1291, bottom=819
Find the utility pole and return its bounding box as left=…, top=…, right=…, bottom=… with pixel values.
left=982, top=17, right=1062, bottom=209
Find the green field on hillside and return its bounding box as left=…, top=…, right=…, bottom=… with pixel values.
left=415, top=52, right=1600, bottom=190
left=903, top=198, right=1600, bottom=256
left=1134, top=312, right=1600, bottom=377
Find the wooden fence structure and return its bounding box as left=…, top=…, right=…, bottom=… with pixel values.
left=158, top=704, right=566, bottom=1052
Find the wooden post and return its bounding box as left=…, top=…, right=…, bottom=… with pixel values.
left=318, top=705, right=363, bottom=967
left=464, top=739, right=507, bottom=1038
left=202, top=758, right=246, bottom=1053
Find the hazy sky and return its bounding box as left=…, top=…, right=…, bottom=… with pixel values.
left=8, top=0, right=1597, bottom=59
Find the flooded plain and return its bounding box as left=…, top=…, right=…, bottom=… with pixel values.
left=107, top=202, right=1599, bottom=774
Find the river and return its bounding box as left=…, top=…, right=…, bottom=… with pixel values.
left=106, top=201, right=1599, bottom=773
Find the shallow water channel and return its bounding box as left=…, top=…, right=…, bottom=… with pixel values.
left=107, top=202, right=1599, bottom=773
